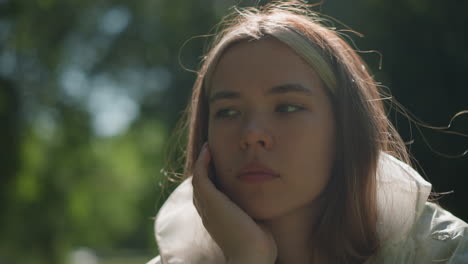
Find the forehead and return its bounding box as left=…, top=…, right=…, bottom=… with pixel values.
left=209, top=38, right=324, bottom=95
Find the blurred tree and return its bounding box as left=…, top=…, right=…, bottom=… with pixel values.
left=0, top=0, right=173, bottom=263
left=0, top=78, right=21, bottom=239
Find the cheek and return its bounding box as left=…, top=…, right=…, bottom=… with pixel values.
left=208, top=123, right=232, bottom=154
left=208, top=124, right=239, bottom=175
left=279, top=115, right=336, bottom=175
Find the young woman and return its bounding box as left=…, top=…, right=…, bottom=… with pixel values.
left=147, top=2, right=468, bottom=263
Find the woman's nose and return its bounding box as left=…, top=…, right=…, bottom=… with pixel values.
left=239, top=119, right=274, bottom=151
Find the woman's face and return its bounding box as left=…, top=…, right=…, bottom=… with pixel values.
left=207, top=38, right=336, bottom=220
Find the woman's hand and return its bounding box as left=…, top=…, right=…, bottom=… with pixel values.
left=192, top=143, right=277, bottom=264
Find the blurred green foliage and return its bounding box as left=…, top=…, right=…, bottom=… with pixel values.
left=0, top=0, right=467, bottom=263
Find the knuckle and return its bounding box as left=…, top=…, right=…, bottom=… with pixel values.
left=191, top=179, right=198, bottom=188
left=192, top=175, right=200, bottom=187
left=200, top=216, right=209, bottom=227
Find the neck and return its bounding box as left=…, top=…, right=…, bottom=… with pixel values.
left=259, top=201, right=322, bottom=264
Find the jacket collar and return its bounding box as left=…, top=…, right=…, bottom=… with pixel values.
left=154, top=152, right=432, bottom=263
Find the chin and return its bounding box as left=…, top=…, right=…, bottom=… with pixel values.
left=241, top=203, right=285, bottom=221
left=222, top=185, right=288, bottom=220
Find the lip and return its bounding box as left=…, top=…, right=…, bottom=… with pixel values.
left=238, top=162, right=279, bottom=183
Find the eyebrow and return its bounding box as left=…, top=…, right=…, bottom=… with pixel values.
left=209, top=83, right=314, bottom=104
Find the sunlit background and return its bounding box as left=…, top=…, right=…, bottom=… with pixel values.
left=1, top=0, right=467, bottom=263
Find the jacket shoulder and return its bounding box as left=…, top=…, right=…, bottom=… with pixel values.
left=374, top=202, right=468, bottom=264
left=146, top=256, right=161, bottom=264
left=412, top=202, right=468, bottom=263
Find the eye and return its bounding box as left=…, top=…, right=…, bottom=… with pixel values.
left=214, top=108, right=240, bottom=119
left=276, top=104, right=305, bottom=113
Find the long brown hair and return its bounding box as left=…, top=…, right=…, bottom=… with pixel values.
left=180, top=2, right=410, bottom=263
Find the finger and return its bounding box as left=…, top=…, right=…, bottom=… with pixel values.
left=193, top=143, right=213, bottom=188
left=192, top=143, right=232, bottom=219
left=192, top=195, right=207, bottom=221
left=192, top=143, right=215, bottom=215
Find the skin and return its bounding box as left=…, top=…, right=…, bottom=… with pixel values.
left=193, top=38, right=336, bottom=264
left=193, top=145, right=277, bottom=264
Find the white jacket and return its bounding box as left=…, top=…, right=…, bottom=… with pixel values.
left=146, top=153, right=468, bottom=263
